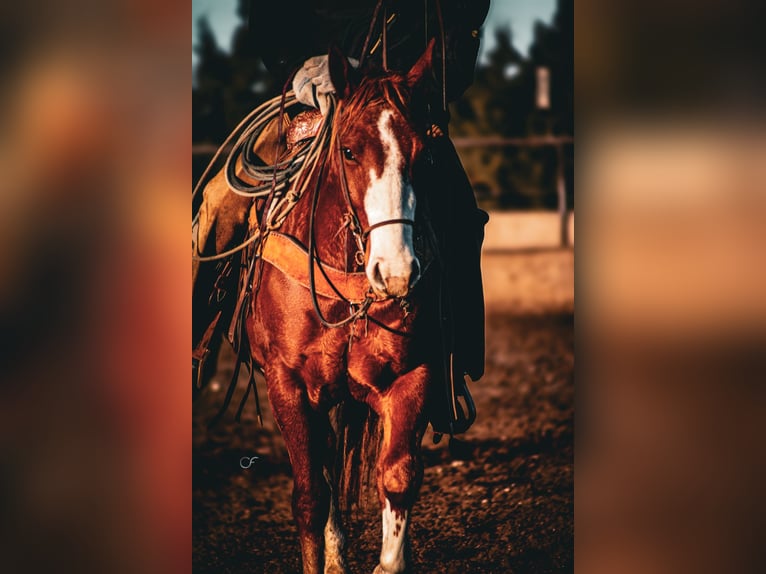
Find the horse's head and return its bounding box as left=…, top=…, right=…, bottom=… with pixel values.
left=328, top=41, right=435, bottom=299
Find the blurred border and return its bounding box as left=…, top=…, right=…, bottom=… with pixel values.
left=0, top=1, right=189, bottom=573
left=1, top=1, right=764, bottom=572
left=577, top=1, right=766, bottom=573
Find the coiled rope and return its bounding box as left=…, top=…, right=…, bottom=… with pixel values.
left=192, top=91, right=335, bottom=263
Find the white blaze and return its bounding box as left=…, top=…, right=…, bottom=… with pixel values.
left=379, top=498, right=409, bottom=573
left=364, top=110, right=419, bottom=295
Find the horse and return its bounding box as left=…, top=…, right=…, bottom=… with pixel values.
left=245, top=43, right=442, bottom=574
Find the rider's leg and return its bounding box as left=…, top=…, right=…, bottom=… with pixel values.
left=417, top=135, right=487, bottom=435
left=426, top=136, right=487, bottom=381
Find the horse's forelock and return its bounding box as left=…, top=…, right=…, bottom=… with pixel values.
left=336, top=73, right=412, bottom=129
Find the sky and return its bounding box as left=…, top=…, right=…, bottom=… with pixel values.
left=192, top=0, right=557, bottom=68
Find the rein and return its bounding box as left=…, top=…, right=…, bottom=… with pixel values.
left=359, top=0, right=448, bottom=112
left=306, top=129, right=375, bottom=329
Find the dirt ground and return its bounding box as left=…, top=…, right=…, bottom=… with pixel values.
left=193, top=249, right=574, bottom=573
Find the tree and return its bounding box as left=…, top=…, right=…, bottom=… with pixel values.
left=450, top=0, right=573, bottom=210
left=528, top=0, right=573, bottom=136
left=192, top=7, right=279, bottom=144
left=193, top=17, right=231, bottom=142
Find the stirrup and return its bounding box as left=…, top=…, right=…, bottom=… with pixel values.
left=449, top=353, right=477, bottom=435
left=432, top=354, right=477, bottom=442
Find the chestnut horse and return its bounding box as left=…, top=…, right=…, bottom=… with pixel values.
left=247, top=45, right=440, bottom=574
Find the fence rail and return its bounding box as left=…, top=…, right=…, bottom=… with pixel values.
left=453, top=135, right=573, bottom=247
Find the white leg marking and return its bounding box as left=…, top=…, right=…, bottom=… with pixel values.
left=324, top=496, right=347, bottom=574
left=378, top=498, right=409, bottom=573
left=364, top=110, right=419, bottom=294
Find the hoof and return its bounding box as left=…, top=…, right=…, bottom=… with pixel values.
left=324, top=554, right=349, bottom=574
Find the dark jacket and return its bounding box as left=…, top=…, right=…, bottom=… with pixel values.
left=249, top=0, right=490, bottom=104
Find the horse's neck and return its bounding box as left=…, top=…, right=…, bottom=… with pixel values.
left=283, top=169, right=356, bottom=271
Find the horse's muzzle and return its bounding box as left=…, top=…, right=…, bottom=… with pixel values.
left=368, top=257, right=421, bottom=298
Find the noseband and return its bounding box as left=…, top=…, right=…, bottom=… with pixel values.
left=362, top=218, right=415, bottom=239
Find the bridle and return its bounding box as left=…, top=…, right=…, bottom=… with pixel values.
left=305, top=100, right=418, bottom=331
left=336, top=133, right=416, bottom=270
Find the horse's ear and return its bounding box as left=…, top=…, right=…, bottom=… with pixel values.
left=407, top=38, right=436, bottom=89
left=328, top=44, right=359, bottom=100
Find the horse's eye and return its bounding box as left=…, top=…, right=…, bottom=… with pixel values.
left=342, top=147, right=356, bottom=162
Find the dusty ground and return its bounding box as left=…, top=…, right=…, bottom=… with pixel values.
left=193, top=249, right=574, bottom=573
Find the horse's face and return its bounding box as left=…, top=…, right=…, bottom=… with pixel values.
left=340, top=104, right=423, bottom=299
left=330, top=43, right=434, bottom=299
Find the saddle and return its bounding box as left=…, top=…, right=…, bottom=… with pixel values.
left=286, top=108, right=324, bottom=151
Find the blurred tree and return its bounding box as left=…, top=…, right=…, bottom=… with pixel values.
left=192, top=17, right=231, bottom=143
left=528, top=0, right=574, bottom=136
left=226, top=0, right=279, bottom=127
left=192, top=5, right=278, bottom=144
left=451, top=0, right=573, bottom=210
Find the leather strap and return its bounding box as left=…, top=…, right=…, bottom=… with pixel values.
left=362, top=218, right=415, bottom=239
left=261, top=231, right=372, bottom=302
left=193, top=310, right=222, bottom=364
left=192, top=309, right=222, bottom=389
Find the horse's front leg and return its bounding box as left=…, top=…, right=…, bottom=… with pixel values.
left=373, top=365, right=430, bottom=574
left=266, top=369, right=331, bottom=574
left=323, top=474, right=348, bottom=574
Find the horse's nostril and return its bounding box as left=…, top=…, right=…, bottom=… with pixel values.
left=368, top=260, right=387, bottom=295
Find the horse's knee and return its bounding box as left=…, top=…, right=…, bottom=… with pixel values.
left=380, top=454, right=421, bottom=506
left=291, top=472, right=330, bottom=537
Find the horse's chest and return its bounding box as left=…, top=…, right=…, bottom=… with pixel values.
left=299, top=330, right=406, bottom=407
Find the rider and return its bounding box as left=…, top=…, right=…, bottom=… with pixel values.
left=194, top=0, right=490, bottom=434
